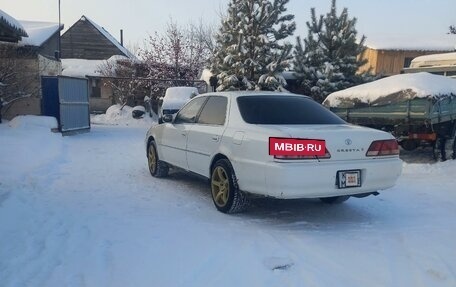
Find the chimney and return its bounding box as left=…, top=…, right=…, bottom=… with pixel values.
left=120, top=29, right=124, bottom=46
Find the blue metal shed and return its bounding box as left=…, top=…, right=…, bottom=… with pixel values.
left=42, top=76, right=90, bottom=135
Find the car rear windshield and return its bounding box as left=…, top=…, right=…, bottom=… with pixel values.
left=237, top=96, right=345, bottom=125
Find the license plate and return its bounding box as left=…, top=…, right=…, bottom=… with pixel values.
left=337, top=170, right=361, bottom=189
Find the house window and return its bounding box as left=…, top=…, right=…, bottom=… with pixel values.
left=91, top=79, right=101, bottom=98
left=403, top=57, right=414, bottom=68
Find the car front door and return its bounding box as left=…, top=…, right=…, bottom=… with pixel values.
left=159, top=96, right=207, bottom=170
left=186, top=96, right=228, bottom=177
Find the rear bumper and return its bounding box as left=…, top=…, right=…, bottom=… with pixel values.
left=257, top=157, right=402, bottom=199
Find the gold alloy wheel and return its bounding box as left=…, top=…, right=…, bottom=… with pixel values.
left=211, top=166, right=230, bottom=207
left=148, top=144, right=157, bottom=174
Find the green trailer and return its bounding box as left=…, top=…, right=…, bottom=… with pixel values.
left=324, top=73, right=456, bottom=160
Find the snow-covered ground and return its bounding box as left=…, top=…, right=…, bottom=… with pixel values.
left=1, top=117, right=456, bottom=287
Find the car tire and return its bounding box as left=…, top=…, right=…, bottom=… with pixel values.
left=148, top=141, right=169, bottom=177
left=400, top=139, right=418, bottom=151
left=210, top=159, right=248, bottom=213
left=319, top=195, right=350, bottom=204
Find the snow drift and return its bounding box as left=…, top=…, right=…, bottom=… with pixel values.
left=8, top=115, right=58, bottom=130
left=91, top=105, right=155, bottom=126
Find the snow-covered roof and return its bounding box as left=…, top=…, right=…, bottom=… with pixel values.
left=323, top=72, right=456, bottom=108
left=410, top=52, right=456, bottom=68
left=365, top=35, right=456, bottom=51
left=0, top=9, right=28, bottom=37
left=61, top=55, right=128, bottom=77
left=81, top=16, right=136, bottom=59
left=18, top=20, right=62, bottom=47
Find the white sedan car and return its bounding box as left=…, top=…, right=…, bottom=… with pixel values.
left=145, top=92, right=402, bottom=213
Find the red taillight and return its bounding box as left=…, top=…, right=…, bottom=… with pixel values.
left=274, top=148, right=331, bottom=160
left=366, top=140, right=399, bottom=157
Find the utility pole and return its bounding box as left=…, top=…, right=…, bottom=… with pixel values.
left=57, top=0, right=61, bottom=60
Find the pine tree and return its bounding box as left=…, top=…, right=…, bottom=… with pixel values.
left=211, top=0, right=296, bottom=91
left=293, top=8, right=325, bottom=100
left=210, top=0, right=247, bottom=91
left=294, top=0, right=369, bottom=102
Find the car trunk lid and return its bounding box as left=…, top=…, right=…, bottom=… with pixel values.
left=264, top=124, right=395, bottom=161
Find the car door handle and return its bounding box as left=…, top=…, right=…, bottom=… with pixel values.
left=181, top=132, right=187, bottom=137
left=212, top=135, right=220, bottom=141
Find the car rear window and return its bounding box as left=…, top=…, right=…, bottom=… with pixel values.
left=237, top=96, right=345, bottom=125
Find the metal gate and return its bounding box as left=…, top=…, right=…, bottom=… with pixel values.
left=42, top=76, right=90, bottom=135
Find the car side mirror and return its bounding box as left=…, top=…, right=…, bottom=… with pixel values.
left=162, top=114, right=173, bottom=123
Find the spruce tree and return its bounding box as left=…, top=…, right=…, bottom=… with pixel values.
left=210, top=0, right=296, bottom=91
left=210, top=0, right=247, bottom=90
left=294, top=0, right=369, bottom=102
left=293, top=8, right=325, bottom=100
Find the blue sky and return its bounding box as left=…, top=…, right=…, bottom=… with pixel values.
left=2, top=0, right=455, bottom=48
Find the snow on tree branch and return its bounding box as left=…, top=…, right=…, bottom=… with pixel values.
left=210, top=0, right=296, bottom=91
left=293, top=0, right=373, bottom=103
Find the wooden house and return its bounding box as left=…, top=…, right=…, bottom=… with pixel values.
left=0, top=10, right=62, bottom=120
left=359, top=35, right=455, bottom=76
left=61, top=16, right=136, bottom=112
left=61, top=16, right=134, bottom=60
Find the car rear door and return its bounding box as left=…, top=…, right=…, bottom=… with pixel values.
left=159, top=96, right=207, bottom=170
left=186, top=96, right=228, bottom=177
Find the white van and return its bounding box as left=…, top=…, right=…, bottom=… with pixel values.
left=159, top=87, right=199, bottom=123
left=403, top=52, right=456, bottom=78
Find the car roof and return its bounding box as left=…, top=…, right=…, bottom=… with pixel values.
left=194, top=91, right=310, bottom=100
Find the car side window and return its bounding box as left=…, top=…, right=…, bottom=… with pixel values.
left=174, top=97, right=207, bottom=124
left=197, top=96, right=228, bottom=125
